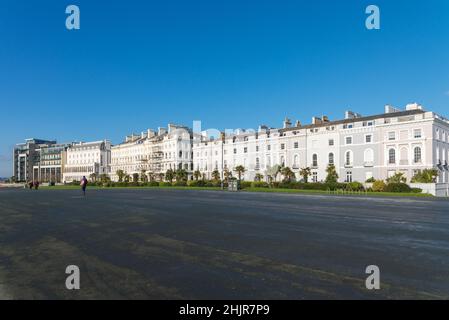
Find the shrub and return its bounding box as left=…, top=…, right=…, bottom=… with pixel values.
left=384, top=183, right=412, bottom=193
left=411, top=188, right=423, bottom=194
left=411, top=169, right=439, bottom=183
left=188, top=180, right=205, bottom=187
left=372, top=180, right=386, bottom=192
left=346, top=182, right=364, bottom=191
left=159, top=182, right=172, bottom=187
left=173, top=181, right=187, bottom=187
left=386, top=172, right=407, bottom=184
left=251, top=181, right=269, bottom=188
left=239, top=181, right=252, bottom=189
left=146, top=181, right=159, bottom=187
left=114, top=182, right=129, bottom=187
left=365, top=177, right=376, bottom=183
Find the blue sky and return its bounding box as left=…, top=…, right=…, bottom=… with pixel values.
left=1, top=0, right=449, bottom=177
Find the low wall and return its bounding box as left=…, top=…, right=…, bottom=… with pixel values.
left=410, top=183, right=449, bottom=197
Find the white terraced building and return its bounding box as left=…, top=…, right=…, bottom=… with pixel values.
left=62, top=140, right=111, bottom=183
left=110, top=124, right=193, bottom=182
left=193, top=103, right=449, bottom=191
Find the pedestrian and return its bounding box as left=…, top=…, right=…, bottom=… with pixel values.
left=29, top=181, right=34, bottom=189
left=34, top=181, right=39, bottom=190
left=80, top=176, right=88, bottom=196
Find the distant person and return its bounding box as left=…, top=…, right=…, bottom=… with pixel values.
left=34, top=181, right=39, bottom=190
left=80, top=176, right=88, bottom=196
left=29, top=181, right=34, bottom=189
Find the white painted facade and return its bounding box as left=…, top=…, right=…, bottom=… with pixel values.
left=110, top=124, right=193, bottom=181
left=193, top=104, right=449, bottom=184
left=62, top=140, right=111, bottom=183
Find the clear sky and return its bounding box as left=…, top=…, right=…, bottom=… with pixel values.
left=1, top=0, right=449, bottom=177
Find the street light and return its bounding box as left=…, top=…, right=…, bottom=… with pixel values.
left=220, top=131, right=225, bottom=190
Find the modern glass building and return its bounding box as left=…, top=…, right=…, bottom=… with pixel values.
left=13, top=139, right=57, bottom=182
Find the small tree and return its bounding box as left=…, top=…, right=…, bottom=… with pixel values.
left=158, top=172, right=164, bottom=182
left=234, top=165, right=246, bottom=181
left=386, top=172, right=406, bottom=184
left=254, top=173, right=264, bottom=182
left=165, top=169, right=175, bottom=183
left=266, top=165, right=281, bottom=182
left=224, top=168, right=232, bottom=182
left=300, top=167, right=312, bottom=183
left=124, top=173, right=130, bottom=183
left=281, top=167, right=295, bottom=183
left=325, top=164, right=339, bottom=183
left=116, top=170, right=125, bottom=182
left=89, top=173, right=97, bottom=182
left=193, top=170, right=202, bottom=181
left=147, top=171, right=154, bottom=182
left=175, top=168, right=188, bottom=182
left=140, top=170, right=148, bottom=183
left=132, top=173, right=139, bottom=183
left=211, top=169, right=220, bottom=181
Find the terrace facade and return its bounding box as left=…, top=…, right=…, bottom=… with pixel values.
left=193, top=103, right=449, bottom=185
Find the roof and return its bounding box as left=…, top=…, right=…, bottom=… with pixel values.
left=280, top=109, right=426, bottom=133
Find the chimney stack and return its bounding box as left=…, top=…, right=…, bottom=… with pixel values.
left=283, top=117, right=292, bottom=129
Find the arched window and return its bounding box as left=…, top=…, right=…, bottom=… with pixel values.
left=364, top=149, right=374, bottom=162
left=389, top=148, right=396, bottom=164
left=312, top=154, right=318, bottom=167
left=345, top=151, right=353, bottom=166
left=414, top=147, right=422, bottom=163
left=328, top=153, right=334, bottom=165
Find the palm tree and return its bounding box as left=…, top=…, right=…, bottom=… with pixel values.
left=265, top=165, right=281, bottom=182
left=299, top=167, right=312, bottom=183
left=99, top=174, right=110, bottom=183
left=234, top=165, right=246, bottom=181
left=165, top=169, right=175, bottom=183
left=175, top=168, right=188, bottom=181
left=281, top=167, right=295, bottom=183
left=89, top=173, right=97, bottom=182
left=116, top=169, right=125, bottom=182
left=325, top=164, right=339, bottom=183
left=224, top=168, right=232, bottom=182
left=254, top=173, right=264, bottom=182
left=124, top=173, right=130, bottom=183
left=211, top=169, right=220, bottom=181
left=147, top=171, right=154, bottom=182
left=140, top=169, right=148, bottom=183
left=158, top=172, right=164, bottom=182
left=193, top=170, right=202, bottom=181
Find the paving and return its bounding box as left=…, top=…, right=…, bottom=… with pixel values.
left=0, top=187, right=448, bottom=299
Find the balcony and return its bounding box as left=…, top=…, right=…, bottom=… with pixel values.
left=344, top=163, right=353, bottom=168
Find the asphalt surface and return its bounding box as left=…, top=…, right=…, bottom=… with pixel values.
left=0, top=187, right=448, bottom=299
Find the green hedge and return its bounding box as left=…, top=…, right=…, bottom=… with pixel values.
left=384, top=183, right=412, bottom=193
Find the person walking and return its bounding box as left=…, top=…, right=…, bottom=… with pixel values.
left=34, top=181, right=39, bottom=190
left=80, top=176, right=88, bottom=196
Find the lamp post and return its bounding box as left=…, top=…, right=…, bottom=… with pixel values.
left=220, top=131, right=225, bottom=190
